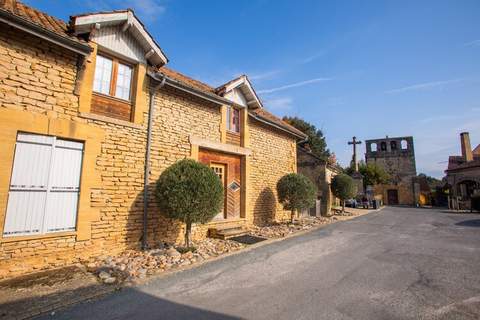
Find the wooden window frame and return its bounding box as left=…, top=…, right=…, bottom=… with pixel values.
left=91, top=52, right=137, bottom=122
left=93, top=53, right=134, bottom=103
left=227, top=106, right=241, bottom=134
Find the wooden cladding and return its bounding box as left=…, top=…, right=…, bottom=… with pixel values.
left=91, top=93, right=132, bottom=122
left=91, top=53, right=135, bottom=122
left=226, top=131, right=241, bottom=146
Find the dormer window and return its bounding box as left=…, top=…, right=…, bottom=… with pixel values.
left=93, top=54, right=133, bottom=101
left=227, top=106, right=240, bottom=133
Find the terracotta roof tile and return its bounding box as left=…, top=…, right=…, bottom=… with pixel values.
left=249, top=108, right=307, bottom=138
left=158, top=66, right=215, bottom=93
left=0, top=0, right=87, bottom=46
left=157, top=67, right=305, bottom=139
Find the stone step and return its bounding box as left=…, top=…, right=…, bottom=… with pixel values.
left=209, top=226, right=248, bottom=240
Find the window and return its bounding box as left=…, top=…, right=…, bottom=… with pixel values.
left=401, top=140, right=408, bottom=150
left=3, top=133, right=84, bottom=237
left=227, top=106, right=240, bottom=133
left=390, top=141, right=397, bottom=151
left=228, top=181, right=241, bottom=192
left=370, top=143, right=377, bottom=152
left=93, top=54, right=133, bottom=101
left=380, top=142, right=387, bottom=151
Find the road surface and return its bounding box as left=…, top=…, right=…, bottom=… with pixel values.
left=39, top=207, right=480, bottom=320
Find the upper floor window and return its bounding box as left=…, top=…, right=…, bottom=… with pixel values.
left=390, top=141, right=397, bottom=151
left=93, top=54, right=133, bottom=101
left=227, top=106, right=240, bottom=133
left=380, top=142, right=387, bottom=151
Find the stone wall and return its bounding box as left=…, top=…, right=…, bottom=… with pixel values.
left=0, top=27, right=223, bottom=278
left=0, top=24, right=300, bottom=279
left=248, top=119, right=297, bottom=225
left=365, top=136, right=417, bottom=205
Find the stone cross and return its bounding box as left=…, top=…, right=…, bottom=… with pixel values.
left=348, top=136, right=362, bottom=172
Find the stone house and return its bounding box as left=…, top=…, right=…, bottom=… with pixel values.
left=365, top=136, right=420, bottom=206
left=0, top=0, right=306, bottom=279
left=297, top=147, right=341, bottom=216
left=445, top=132, right=480, bottom=210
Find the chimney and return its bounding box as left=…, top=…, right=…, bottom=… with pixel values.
left=460, top=132, right=473, bottom=162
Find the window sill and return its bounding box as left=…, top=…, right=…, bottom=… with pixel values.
left=227, top=130, right=241, bottom=135
left=92, top=92, right=132, bottom=105
left=79, top=112, right=143, bottom=129
left=0, top=231, right=76, bottom=243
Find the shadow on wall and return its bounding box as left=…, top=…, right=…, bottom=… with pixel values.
left=253, top=187, right=277, bottom=226
left=1, top=282, right=241, bottom=320
left=129, top=182, right=184, bottom=248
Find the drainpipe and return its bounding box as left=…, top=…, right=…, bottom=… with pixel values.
left=143, top=76, right=166, bottom=250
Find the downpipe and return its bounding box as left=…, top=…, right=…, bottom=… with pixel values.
left=142, top=76, right=166, bottom=250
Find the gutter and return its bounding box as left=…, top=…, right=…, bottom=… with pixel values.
left=248, top=112, right=307, bottom=140
left=142, top=76, right=166, bottom=250
left=0, top=9, right=92, bottom=56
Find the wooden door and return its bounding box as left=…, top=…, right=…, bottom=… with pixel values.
left=211, top=163, right=227, bottom=220
left=387, top=189, right=399, bottom=205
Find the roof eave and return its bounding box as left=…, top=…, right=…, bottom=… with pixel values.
left=248, top=112, right=307, bottom=140
left=72, top=11, right=168, bottom=65
left=0, top=8, right=91, bottom=56
left=148, top=71, right=242, bottom=107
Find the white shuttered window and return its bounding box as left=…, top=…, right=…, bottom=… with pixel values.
left=3, top=133, right=84, bottom=237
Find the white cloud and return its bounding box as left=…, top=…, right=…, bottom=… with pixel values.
left=385, top=79, right=463, bottom=94
left=258, top=77, right=331, bottom=94
left=79, top=0, right=166, bottom=22
left=262, top=97, right=293, bottom=113
left=301, top=50, right=328, bottom=64
left=464, top=40, right=480, bottom=47
left=249, top=70, right=282, bottom=81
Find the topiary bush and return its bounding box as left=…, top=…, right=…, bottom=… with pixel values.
left=155, top=159, right=224, bottom=247
left=331, top=174, right=357, bottom=212
left=277, top=173, right=317, bottom=223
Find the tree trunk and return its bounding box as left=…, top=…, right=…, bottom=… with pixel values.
left=342, top=200, right=345, bottom=213
left=291, top=209, right=295, bottom=224
left=185, top=221, right=192, bottom=248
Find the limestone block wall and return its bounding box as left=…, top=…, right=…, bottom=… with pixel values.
left=145, top=86, right=223, bottom=245
left=0, top=23, right=301, bottom=279
left=0, top=26, right=224, bottom=278
left=248, top=119, right=297, bottom=225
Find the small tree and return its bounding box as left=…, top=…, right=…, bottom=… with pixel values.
left=331, top=174, right=357, bottom=212
left=155, top=159, right=224, bottom=247
left=277, top=173, right=317, bottom=223
left=358, top=162, right=390, bottom=187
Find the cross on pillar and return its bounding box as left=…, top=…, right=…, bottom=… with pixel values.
left=348, top=136, right=362, bottom=172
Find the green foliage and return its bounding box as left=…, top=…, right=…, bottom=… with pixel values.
left=358, top=162, right=390, bottom=186
left=277, top=173, right=317, bottom=223
left=331, top=174, right=357, bottom=211
left=155, top=159, right=224, bottom=246
left=283, top=116, right=330, bottom=160
left=417, top=173, right=443, bottom=189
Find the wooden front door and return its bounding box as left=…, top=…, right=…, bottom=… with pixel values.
left=387, top=189, right=399, bottom=205
left=211, top=163, right=227, bottom=220
left=199, top=148, right=242, bottom=220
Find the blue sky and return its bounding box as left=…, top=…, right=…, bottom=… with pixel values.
left=25, top=0, right=480, bottom=178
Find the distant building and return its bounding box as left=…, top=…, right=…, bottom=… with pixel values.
left=297, top=148, right=341, bottom=216
left=365, top=136, right=419, bottom=205
left=445, top=132, right=480, bottom=210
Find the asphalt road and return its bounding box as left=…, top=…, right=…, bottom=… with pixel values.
left=39, top=207, right=480, bottom=320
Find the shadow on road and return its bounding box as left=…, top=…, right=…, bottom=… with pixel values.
left=456, top=219, right=480, bottom=227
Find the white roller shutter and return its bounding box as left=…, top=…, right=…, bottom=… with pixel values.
left=3, top=133, right=84, bottom=237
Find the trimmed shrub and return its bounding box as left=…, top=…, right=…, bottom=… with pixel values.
left=155, top=159, right=224, bottom=247
left=331, top=174, right=357, bottom=212
left=277, top=173, right=317, bottom=223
